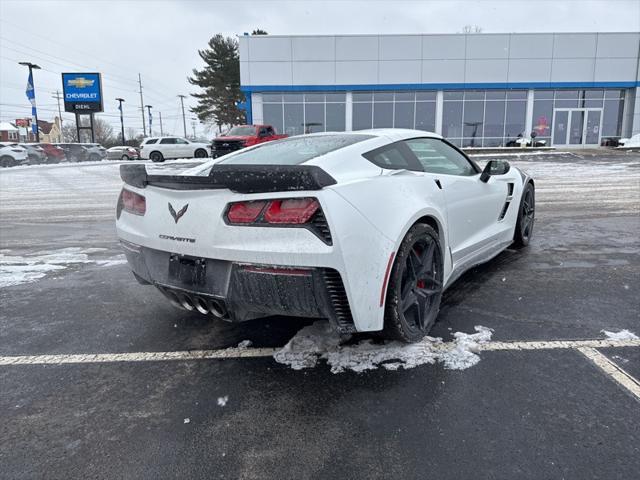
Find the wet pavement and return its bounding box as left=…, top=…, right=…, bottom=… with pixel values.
left=1, top=151, right=638, bottom=479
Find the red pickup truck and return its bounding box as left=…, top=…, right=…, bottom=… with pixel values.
left=212, top=125, right=287, bottom=157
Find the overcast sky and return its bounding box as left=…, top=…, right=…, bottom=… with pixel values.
left=1, top=0, right=638, bottom=138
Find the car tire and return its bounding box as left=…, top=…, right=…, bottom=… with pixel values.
left=0, top=155, right=15, bottom=168
left=194, top=149, right=208, bottom=158
left=513, top=182, right=535, bottom=248
left=382, top=223, right=444, bottom=343
left=121, top=155, right=130, bottom=160
left=150, top=151, right=164, bottom=162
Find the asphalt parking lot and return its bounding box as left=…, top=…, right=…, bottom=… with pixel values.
left=1, top=151, right=639, bottom=479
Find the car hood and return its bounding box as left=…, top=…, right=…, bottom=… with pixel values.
left=214, top=136, right=250, bottom=142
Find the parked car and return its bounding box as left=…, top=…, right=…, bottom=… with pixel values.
left=55, top=143, right=89, bottom=162
left=116, top=130, right=535, bottom=342
left=107, top=146, right=140, bottom=160
left=79, top=143, right=107, bottom=161
left=139, top=137, right=210, bottom=162
left=0, top=143, right=28, bottom=167
left=37, top=143, right=66, bottom=163
left=212, top=125, right=288, bottom=157
left=19, top=143, right=47, bottom=164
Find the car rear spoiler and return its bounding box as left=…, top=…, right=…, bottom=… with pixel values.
left=120, top=164, right=337, bottom=194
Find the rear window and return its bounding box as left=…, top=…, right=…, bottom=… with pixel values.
left=219, top=134, right=373, bottom=165
left=145, top=138, right=158, bottom=144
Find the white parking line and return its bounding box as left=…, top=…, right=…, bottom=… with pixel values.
left=0, top=338, right=638, bottom=366
left=577, top=347, right=640, bottom=400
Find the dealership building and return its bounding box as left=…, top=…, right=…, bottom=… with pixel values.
left=239, top=32, right=640, bottom=147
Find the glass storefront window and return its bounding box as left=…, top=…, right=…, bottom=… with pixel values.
left=263, top=103, right=283, bottom=134
left=415, top=102, right=436, bottom=132
left=484, top=100, right=506, bottom=138
left=602, top=98, right=624, bottom=137
left=284, top=103, right=304, bottom=136
left=462, top=100, right=484, bottom=146
left=373, top=102, right=394, bottom=128
left=263, top=92, right=347, bottom=135
left=353, top=102, right=373, bottom=130
left=505, top=100, right=526, bottom=142
left=394, top=101, right=415, bottom=129
left=442, top=99, right=463, bottom=138
left=326, top=103, right=346, bottom=131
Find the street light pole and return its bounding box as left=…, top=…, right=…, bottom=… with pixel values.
left=145, top=105, right=153, bottom=136
left=19, top=61, right=41, bottom=142
left=178, top=95, right=187, bottom=138
left=116, top=98, right=125, bottom=145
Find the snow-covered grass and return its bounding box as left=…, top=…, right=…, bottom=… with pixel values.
left=0, top=248, right=126, bottom=288
left=601, top=329, right=639, bottom=341
left=274, top=321, right=493, bottom=373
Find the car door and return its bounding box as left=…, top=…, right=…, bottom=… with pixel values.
left=403, top=138, right=507, bottom=265
left=158, top=137, right=177, bottom=158
left=175, top=137, right=191, bottom=157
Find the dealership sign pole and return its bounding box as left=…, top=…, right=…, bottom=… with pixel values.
left=61, top=73, right=103, bottom=143
left=20, top=62, right=41, bottom=142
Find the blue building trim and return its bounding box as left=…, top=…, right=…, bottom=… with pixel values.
left=241, top=81, right=639, bottom=93
left=245, top=92, right=252, bottom=124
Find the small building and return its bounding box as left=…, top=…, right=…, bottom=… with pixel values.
left=0, top=122, right=19, bottom=142
left=239, top=32, right=639, bottom=147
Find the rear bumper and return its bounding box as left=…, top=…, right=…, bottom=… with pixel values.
left=121, top=240, right=356, bottom=333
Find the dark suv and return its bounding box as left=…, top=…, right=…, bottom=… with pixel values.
left=55, top=144, right=89, bottom=162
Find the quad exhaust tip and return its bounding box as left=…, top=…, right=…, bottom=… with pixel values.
left=158, top=286, right=229, bottom=319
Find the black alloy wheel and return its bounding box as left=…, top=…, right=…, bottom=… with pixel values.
left=194, top=149, right=208, bottom=158
left=514, top=182, right=535, bottom=247
left=150, top=151, right=164, bottom=162
left=383, top=224, right=444, bottom=342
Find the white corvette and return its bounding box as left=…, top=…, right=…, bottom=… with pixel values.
left=116, top=129, right=534, bottom=342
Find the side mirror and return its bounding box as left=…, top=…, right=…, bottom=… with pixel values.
left=480, top=160, right=510, bottom=183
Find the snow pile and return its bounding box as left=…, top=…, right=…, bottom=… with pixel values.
left=0, top=248, right=125, bottom=287
left=274, top=321, right=493, bottom=373
left=601, top=329, right=639, bottom=341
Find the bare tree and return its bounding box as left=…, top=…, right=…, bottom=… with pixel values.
left=59, top=117, right=116, bottom=146
left=462, top=25, right=483, bottom=33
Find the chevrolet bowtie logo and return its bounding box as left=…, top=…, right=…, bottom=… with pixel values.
left=168, top=203, right=189, bottom=223
left=68, top=77, right=95, bottom=88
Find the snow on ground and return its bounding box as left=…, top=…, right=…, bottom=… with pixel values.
left=274, top=321, right=493, bottom=373
left=0, top=248, right=125, bottom=288
left=601, top=329, right=639, bottom=341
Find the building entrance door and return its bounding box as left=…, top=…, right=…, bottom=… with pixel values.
left=552, top=108, right=603, bottom=147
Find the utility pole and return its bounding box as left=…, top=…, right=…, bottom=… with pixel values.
left=159, top=111, right=164, bottom=136
left=138, top=73, right=146, bottom=137
left=52, top=90, right=63, bottom=141
left=178, top=94, right=187, bottom=138
left=145, top=105, right=153, bottom=136
left=116, top=98, right=125, bottom=145
left=19, top=61, right=41, bottom=142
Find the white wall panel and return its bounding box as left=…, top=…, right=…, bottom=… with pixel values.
left=292, top=61, right=335, bottom=84
left=507, top=59, right=553, bottom=82
left=335, top=36, right=379, bottom=61
left=465, top=59, right=508, bottom=82
left=292, top=36, right=335, bottom=61
left=594, top=58, right=639, bottom=82
left=379, top=60, right=421, bottom=83
left=509, top=34, right=554, bottom=59
left=422, top=35, right=465, bottom=59
left=247, top=37, right=292, bottom=62
left=248, top=62, right=292, bottom=85
left=239, top=61, right=250, bottom=85
left=553, top=33, right=597, bottom=58
left=379, top=35, right=421, bottom=60
left=335, top=61, right=378, bottom=84
left=465, top=34, right=510, bottom=59
left=421, top=59, right=465, bottom=83
left=596, top=33, right=640, bottom=58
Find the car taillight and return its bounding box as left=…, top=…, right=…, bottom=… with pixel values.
left=227, top=200, right=267, bottom=223
left=121, top=188, right=146, bottom=215
left=225, top=198, right=319, bottom=225
left=264, top=198, right=319, bottom=224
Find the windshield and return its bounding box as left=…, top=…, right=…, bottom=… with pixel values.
left=224, top=126, right=257, bottom=136
left=218, top=134, right=373, bottom=165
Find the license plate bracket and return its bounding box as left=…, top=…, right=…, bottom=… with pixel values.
left=168, top=254, right=207, bottom=286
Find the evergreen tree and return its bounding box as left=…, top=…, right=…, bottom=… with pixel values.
left=251, top=29, right=268, bottom=35
left=188, top=35, right=245, bottom=127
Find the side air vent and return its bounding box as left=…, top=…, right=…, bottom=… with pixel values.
left=498, top=183, right=515, bottom=221
left=498, top=201, right=511, bottom=221
left=323, top=269, right=355, bottom=333
left=310, top=210, right=333, bottom=245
